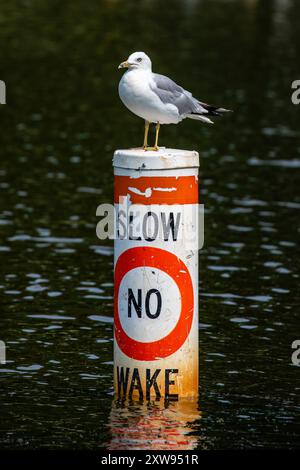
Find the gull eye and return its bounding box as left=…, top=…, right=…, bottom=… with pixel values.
left=136, top=57, right=142, bottom=62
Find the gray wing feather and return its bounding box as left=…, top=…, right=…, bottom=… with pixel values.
left=150, top=73, right=208, bottom=116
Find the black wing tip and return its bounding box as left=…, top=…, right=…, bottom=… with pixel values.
left=199, top=102, right=233, bottom=116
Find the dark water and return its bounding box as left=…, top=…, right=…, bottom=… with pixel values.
left=1, top=0, right=300, bottom=449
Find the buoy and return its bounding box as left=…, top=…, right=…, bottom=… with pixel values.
left=113, top=148, right=199, bottom=400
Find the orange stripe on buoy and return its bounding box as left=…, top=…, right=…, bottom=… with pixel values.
left=114, top=175, right=198, bottom=205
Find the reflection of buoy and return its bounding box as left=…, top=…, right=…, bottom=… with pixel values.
left=107, top=398, right=201, bottom=450
left=113, top=148, right=199, bottom=399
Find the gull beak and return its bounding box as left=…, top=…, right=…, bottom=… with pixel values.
left=118, top=60, right=129, bottom=69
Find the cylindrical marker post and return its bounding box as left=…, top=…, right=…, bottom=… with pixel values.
left=113, top=148, right=199, bottom=400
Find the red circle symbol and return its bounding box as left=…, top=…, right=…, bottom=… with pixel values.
left=114, top=246, right=194, bottom=361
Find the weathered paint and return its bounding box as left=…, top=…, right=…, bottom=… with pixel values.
left=113, top=148, right=199, bottom=399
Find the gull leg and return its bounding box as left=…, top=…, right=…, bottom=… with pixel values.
left=147, top=122, right=160, bottom=151
left=143, top=120, right=150, bottom=150
left=154, top=122, right=160, bottom=150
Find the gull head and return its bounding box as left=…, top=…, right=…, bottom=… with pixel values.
left=118, top=52, right=152, bottom=71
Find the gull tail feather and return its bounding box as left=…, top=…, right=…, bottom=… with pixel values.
left=187, top=114, right=214, bottom=124
left=215, top=107, right=232, bottom=113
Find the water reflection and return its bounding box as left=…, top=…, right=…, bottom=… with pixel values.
left=107, top=399, right=201, bottom=450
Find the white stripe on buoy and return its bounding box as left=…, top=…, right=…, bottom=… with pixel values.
left=113, top=148, right=199, bottom=400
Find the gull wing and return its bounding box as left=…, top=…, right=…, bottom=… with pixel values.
left=150, top=73, right=208, bottom=116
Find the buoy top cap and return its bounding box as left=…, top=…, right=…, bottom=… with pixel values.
left=113, top=147, right=199, bottom=170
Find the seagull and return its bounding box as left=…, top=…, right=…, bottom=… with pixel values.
left=118, top=51, right=231, bottom=151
